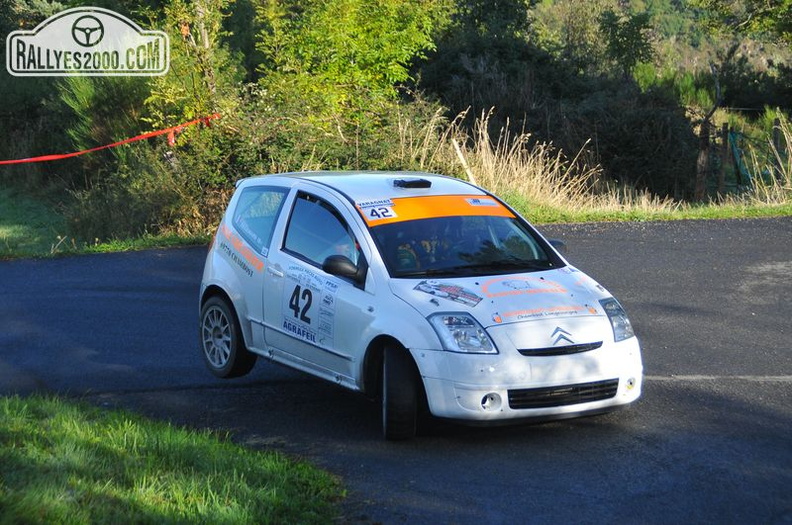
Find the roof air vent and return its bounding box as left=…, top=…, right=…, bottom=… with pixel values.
left=393, top=178, right=431, bottom=189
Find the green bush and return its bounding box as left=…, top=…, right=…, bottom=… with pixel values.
left=67, top=131, right=236, bottom=241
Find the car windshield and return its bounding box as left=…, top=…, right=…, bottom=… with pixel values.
left=370, top=215, right=558, bottom=278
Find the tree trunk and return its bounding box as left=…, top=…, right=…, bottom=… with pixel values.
left=695, top=120, right=710, bottom=201
left=718, top=123, right=729, bottom=195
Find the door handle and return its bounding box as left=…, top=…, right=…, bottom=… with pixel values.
left=267, top=264, right=284, bottom=278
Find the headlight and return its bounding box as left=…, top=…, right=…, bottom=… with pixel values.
left=428, top=313, right=498, bottom=354
left=599, top=298, right=635, bottom=342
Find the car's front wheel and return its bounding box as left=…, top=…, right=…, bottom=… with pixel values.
left=200, top=296, right=256, bottom=378
left=382, top=345, right=420, bottom=440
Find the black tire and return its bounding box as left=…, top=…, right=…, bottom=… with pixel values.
left=200, top=296, right=256, bottom=378
left=382, top=345, right=420, bottom=441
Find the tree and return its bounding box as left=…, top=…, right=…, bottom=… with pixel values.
left=530, top=0, right=612, bottom=75
left=256, top=0, right=448, bottom=113
left=453, top=0, right=534, bottom=40
left=693, top=0, right=792, bottom=44
left=0, top=0, right=68, bottom=186
left=598, top=9, right=655, bottom=78
left=417, top=0, right=542, bottom=126
left=252, top=0, right=450, bottom=168
left=145, top=0, right=243, bottom=126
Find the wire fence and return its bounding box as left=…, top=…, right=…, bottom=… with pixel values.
left=696, top=117, right=789, bottom=199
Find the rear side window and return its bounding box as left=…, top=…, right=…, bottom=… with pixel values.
left=283, top=192, right=360, bottom=267
left=232, top=186, right=288, bottom=254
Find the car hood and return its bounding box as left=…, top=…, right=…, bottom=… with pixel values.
left=389, top=266, right=613, bottom=328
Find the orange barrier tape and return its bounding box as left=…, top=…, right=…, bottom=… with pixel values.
left=0, top=113, right=220, bottom=165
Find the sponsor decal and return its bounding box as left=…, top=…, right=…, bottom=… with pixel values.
left=498, top=303, right=599, bottom=322
left=218, top=223, right=264, bottom=277
left=356, top=198, right=398, bottom=223
left=283, top=265, right=339, bottom=346
left=414, top=280, right=483, bottom=307
left=6, top=7, right=169, bottom=76
left=282, top=318, right=317, bottom=344
left=481, top=276, right=566, bottom=298
left=502, top=280, right=532, bottom=290
left=357, top=198, right=395, bottom=209
left=502, top=305, right=587, bottom=321
left=465, top=197, right=499, bottom=207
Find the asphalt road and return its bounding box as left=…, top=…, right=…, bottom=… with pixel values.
left=1, top=218, right=790, bottom=524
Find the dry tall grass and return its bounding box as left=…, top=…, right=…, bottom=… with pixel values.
left=741, top=114, right=791, bottom=205
left=396, top=109, right=679, bottom=215
left=173, top=107, right=790, bottom=238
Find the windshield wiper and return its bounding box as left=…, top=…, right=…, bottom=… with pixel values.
left=396, top=266, right=472, bottom=278
left=395, top=259, right=552, bottom=278
left=397, top=258, right=553, bottom=277
left=457, top=259, right=553, bottom=273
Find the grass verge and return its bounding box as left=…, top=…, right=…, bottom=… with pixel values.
left=0, top=183, right=210, bottom=260
left=0, top=395, right=342, bottom=524
left=64, top=232, right=212, bottom=256
left=509, top=195, right=792, bottom=224
left=0, top=186, right=66, bottom=259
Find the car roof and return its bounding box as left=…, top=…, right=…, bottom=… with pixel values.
left=238, top=171, right=489, bottom=203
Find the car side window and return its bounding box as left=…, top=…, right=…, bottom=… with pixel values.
left=232, top=186, right=288, bottom=254
left=283, top=192, right=360, bottom=267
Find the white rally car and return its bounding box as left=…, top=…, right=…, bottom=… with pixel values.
left=200, top=171, right=643, bottom=439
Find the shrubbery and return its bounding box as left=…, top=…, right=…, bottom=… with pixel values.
left=0, top=0, right=789, bottom=243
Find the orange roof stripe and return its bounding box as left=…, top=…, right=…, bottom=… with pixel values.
left=357, top=195, right=515, bottom=226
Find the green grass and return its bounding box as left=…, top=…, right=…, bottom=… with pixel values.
left=512, top=198, right=792, bottom=224
left=77, top=233, right=212, bottom=255
left=0, top=186, right=67, bottom=259
left=0, top=185, right=210, bottom=259
left=0, top=395, right=342, bottom=524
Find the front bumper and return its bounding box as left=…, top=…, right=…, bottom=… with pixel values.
left=412, top=337, right=643, bottom=422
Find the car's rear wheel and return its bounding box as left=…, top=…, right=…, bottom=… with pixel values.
left=382, top=345, right=420, bottom=440
left=200, top=296, right=256, bottom=378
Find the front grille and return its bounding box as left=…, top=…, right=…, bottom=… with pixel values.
left=508, top=379, right=619, bottom=409
left=518, top=342, right=603, bottom=356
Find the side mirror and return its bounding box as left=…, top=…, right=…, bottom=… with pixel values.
left=323, top=255, right=366, bottom=288
left=548, top=239, right=567, bottom=254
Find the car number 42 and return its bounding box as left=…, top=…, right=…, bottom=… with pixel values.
left=288, top=285, right=312, bottom=323
left=368, top=206, right=397, bottom=219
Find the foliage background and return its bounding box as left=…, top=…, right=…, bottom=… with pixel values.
left=0, top=0, right=789, bottom=243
